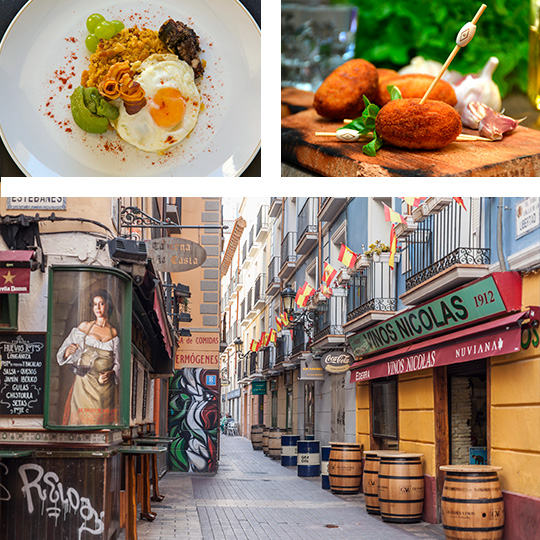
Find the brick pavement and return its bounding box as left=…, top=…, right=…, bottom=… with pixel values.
left=119, top=435, right=446, bottom=540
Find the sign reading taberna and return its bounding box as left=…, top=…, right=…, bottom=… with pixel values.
left=251, top=381, right=267, bottom=395
left=348, top=272, right=522, bottom=358
left=146, top=237, right=207, bottom=273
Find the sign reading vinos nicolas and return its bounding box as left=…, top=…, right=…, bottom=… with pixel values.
left=146, top=237, right=207, bottom=273
left=348, top=273, right=522, bottom=358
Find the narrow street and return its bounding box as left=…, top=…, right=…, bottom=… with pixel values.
left=124, top=435, right=446, bottom=540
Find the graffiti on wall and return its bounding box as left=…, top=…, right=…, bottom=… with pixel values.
left=169, top=368, right=219, bottom=473
left=0, top=462, right=104, bottom=539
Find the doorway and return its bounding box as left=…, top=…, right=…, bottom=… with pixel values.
left=304, top=382, right=315, bottom=437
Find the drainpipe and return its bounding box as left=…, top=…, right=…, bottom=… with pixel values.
left=496, top=198, right=508, bottom=272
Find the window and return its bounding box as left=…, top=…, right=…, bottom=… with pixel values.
left=286, top=388, right=293, bottom=430
left=271, top=390, right=278, bottom=428
left=372, top=379, right=398, bottom=441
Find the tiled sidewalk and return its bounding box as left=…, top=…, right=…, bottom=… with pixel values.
left=119, top=435, right=446, bottom=539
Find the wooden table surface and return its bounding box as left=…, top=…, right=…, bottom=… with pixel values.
left=281, top=90, right=540, bottom=177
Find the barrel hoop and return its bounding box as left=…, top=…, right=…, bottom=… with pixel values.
left=329, top=474, right=362, bottom=478
left=442, top=496, right=504, bottom=504
left=444, top=476, right=499, bottom=483
left=380, top=458, right=421, bottom=463
left=379, top=498, right=425, bottom=504
left=378, top=474, right=424, bottom=480
left=443, top=525, right=505, bottom=532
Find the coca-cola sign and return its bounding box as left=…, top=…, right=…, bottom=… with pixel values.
left=321, top=351, right=354, bottom=373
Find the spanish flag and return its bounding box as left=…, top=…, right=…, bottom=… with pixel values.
left=322, top=261, right=337, bottom=286
left=280, top=312, right=291, bottom=327
left=389, top=223, right=397, bottom=270
left=401, top=197, right=426, bottom=207
left=453, top=197, right=467, bottom=211
left=295, top=282, right=315, bottom=308
left=383, top=202, right=407, bottom=224
left=320, top=282, right=333, bottom=298
left=250, top=339, right=258, bottom=352
left=338, top=244, right=358, bottom=269
left=275, top=316, right=283, bottom=332
left=269, top=328, right=277, bottom=344
left=259, top=332, right=267, bottom=348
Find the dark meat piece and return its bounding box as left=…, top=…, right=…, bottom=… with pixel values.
left=159, top=19, right=204, bottom=78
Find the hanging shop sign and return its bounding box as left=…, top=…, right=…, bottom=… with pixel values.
left=146, top=237, right=207, bottom=273
left=515, top=197, right=540, bottom=239
left=175, top=332, right=220, bottom=369
left=0, top=251, right=37, bottom=294
left=251, top=381, right=267, bottom=395
left=44, top=266, right=132, bottom=430
left=299, top=359, right=325, bottom=380
left=321, top=351, right=354, bottom=373
left=0, top=333, right=46, bottom=416
left=350, top=322, right=522, bottom=383
left=348, top=272, right=522, bottom=358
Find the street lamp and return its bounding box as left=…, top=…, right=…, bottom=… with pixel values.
left=280, top=283, right=315, bottom=335
left=233, top=337, right=249, bottom=359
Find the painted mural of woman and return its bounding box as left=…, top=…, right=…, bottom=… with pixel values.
left=56, top=289, right=120, bottom=425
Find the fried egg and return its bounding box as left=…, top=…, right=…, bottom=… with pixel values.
left=111, top=54, right=200, bottom=153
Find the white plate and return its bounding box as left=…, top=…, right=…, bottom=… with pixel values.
left=0, top=0, right=260, bottom=176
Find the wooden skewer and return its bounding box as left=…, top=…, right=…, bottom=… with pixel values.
left=420, top=4, right=487, bottom=105
left=315, top=132, right=493, bottom=142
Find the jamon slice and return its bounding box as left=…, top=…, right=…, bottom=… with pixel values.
left=159, top=19, right=204, bottom=78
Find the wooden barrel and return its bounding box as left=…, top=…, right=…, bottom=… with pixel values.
left=440, top=465, right=504, bottom=540
left=281, top=435, right=300, bottom=467
left=363, top=451, right=381, bottom=514
left=297, top=440, right=320, bottom=477
left=320, top=446, right=331, bottom=490
left=268, top=428, right=282, bottom=459
left=251, top=424, right=264, bottom=450
left=378, top=453, right=424, bottom=523
left=262, top=427, right=270, bottom=455
left=328, top=442, right=363, bottom=494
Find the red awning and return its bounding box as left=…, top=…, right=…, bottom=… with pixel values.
left=0, top=251, right=35, bottom=294
left=349, top=309, right=537, bottom=383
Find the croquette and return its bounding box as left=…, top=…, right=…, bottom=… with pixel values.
left=375, top=74, right=457, bottom=107
left=375, top=98, right=462, bottom=150
left=313, top=59, right=378, bottom=119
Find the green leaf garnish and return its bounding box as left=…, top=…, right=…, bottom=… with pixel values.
left=362, top=131, right=384, bottom=156
left=388, top=84, right=403, bottom=101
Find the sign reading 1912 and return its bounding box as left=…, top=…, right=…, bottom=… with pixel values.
left=0, top=334, right=46, bottom=416
left=348, top=273, right=521, bottom=358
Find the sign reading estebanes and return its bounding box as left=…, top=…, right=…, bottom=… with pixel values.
left=7, top=197, right=66, bottom=210
left=146, top=237, right=207, bottom=273
left=348, top=273, right=521, bottom=358
left=175, top=333, right=220, bottom=369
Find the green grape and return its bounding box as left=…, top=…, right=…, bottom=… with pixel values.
left=86, top=13, right=105, bottom=34
left=85, top=34, right=99, bottom=53
left=94, top=21, right=116, bottom=40
left=111, top=20, right=125, bottom=35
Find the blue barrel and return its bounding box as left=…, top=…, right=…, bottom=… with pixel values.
left=297, top=440, right=320, bottom=477
left=321, top=446, right=331, bottom=489
left=281, top=434, right=300, bottom=466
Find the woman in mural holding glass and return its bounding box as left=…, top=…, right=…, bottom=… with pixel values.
left=56, top=289, right=120, bottom=426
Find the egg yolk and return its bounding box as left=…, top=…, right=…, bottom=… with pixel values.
left=149, top=87, right=186, bottom=128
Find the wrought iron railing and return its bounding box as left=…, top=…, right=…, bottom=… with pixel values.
left=257, top=206, right=269, bottom=236
left=249, top=351, right=257, bottom=375
left=275, top=337, right=286, bottom=364
left=403, top=201, right=490, bottom=291
left=297, top=198, right=317, bottom=241
left=313, top=296, right=346, bottom=341
left=267, top=256, right=281, bottom=288
left=281, top=231, right=297, bottom=269
left=254, top=273, right=266, bottom=304
left=247, top=288, right=253, bottom=313
left=347, top=265, right=397, bottom=322
left=242, top=241, right=247, bottom=264
left=240, top=300, right=245, bottom=321
left=262, top=347, right=271, bottom=371
left=292, top=326, right=306, bottom=355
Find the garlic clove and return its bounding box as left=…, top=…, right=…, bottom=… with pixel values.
left=461, top=101, right=491, bottom=129
left=478, top=108, right=525, bottom=140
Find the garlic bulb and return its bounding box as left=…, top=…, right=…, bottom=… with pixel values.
left=398, top=56, right=462, bottom=84
left=454, top=56, right=502, bottom=116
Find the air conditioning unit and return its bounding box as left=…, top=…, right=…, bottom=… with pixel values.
left=108, top=238, right=147, bottom=263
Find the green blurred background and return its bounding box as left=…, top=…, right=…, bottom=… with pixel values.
left=331, top=0, right=528, bottom=97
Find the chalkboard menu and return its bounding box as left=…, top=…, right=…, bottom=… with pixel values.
left=0, top=333, right=46, bottom=416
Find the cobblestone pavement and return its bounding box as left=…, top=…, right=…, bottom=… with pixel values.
left=120, top=435, right=446, bottom=540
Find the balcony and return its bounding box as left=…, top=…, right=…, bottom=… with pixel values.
left=262, top=346, right=272, bottom=372
left=400, top=200, right=490, bottom=306
left=269, top=197, right=282, bottom=218
left=318, top=197, right=347, bottom=224
left=312, top=292, right=347, bottom=348
left=253, top=273, right=267, bottom=309
left=241, top=241, right=248, bottom=268
left=249, top=351, right=258, bottom=376
left=248, top=225, right=258, bottom=257
left=295, top=198, right=318, bottom=255
left=239, top=299, right=249, bottom=327
left=291, top=325, right=308, bottom=357
left=256, top=205, right=269, bottom=242
left=279, top=231, right=297, bottom=280
left=234, top=268, right=244, bottom=293
left=246, top=287, right=257, bottom=319
left=266, top=256, right=281, bottom=297
left=344, top=258, right=398, bottom=334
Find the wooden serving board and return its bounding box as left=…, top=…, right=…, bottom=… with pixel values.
left=281, top=89, right=540, bottom=177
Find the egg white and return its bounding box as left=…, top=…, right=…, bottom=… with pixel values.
left=111, top=54, right=201, bottom=153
